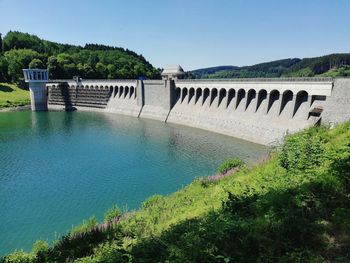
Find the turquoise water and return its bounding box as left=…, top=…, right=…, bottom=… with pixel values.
left=0, top=111, right=266, bottom=256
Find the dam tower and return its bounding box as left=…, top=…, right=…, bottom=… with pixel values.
left=23, top=69, right=49, bottom=111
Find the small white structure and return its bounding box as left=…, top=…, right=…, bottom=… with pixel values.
left=23, top=69, right=49, bottom=111
left=161, top=65, right=185, bottom=80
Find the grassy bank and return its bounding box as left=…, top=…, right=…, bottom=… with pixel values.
left=0, top=83, right=30, bottom=109
left=2, top=121, right=350, bottom=262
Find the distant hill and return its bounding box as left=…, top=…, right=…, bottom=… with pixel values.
left=0, top=31, right=161, bottom=83
left=187, top=54, right=350, bottom=78
left=190, top=66, right=239, bottom=78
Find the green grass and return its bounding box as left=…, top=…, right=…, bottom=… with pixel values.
left=0, top=83, right=30, bottom=108
left=2, top=122, right=350, bottom=262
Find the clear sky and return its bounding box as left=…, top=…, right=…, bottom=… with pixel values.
left=0, top=0, right=349, bottom=70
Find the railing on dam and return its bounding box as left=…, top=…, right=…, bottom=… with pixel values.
left=49, top=79, right=139, bottom=83
left=177, top=77, right=333, bottom=82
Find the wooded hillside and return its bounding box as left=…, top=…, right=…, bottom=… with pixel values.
left=188, top=54, right=350, bottom=78
left=0, top=31, right=161, bottom=83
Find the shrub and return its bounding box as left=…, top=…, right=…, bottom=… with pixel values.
left=278, top=127, right=326, bottom=172
left=75, top=242, right=128, bottom=263
left=141, top=194, right=165, bottom=209
left=32, top=240, right=49, bottom=262
left=2, top=251, right=35, bottom=263
left=104, top=205, right=121, bottom=223
left=217, top=158, right=244, bottom=174
left=70, top=216, right=98, bottom=236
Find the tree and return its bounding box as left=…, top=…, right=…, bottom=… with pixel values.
left=47, top=56, right=63, bottom=78
left=1, top=31, right=161, bottom=81
left=107, top=64, right=117, bottom=78
left=0, top=55, right=9, bottom=81
left=95, top=62, right=107, bottom=78
left=0, top=33, right=3, bottom=53
left=29, top=58, right=45, bottom=69
left=4, top=49, right=44, bottom=82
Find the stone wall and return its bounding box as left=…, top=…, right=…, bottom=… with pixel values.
left=139, top=80, right=174, bottom=121
left=166, top=78, right=334, bottom=144
left=47, top=77, right=349, bottom=145
left=48, top=83, right=110, bottom=109
left=322, top=78, right=350, bottom=125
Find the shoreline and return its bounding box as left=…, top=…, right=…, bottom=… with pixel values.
left=0, top=105, right=31, bottom=112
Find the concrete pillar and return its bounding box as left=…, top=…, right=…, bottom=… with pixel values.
left=136, top=80, right=144, bottom=107
left=219, top=94, right=228, bottom=109
left=246, top=91, right=258, bottom=112
left=227, top=94, right=237, bottom=111
left=202, top=89, right=210, bottom=106
left=23, top=69, right=49, bottom=111
left=29, top=83, right=48, bottom=111
left=266, top=91, right=281, bottom=116
left=236, top=90, right=247, bottom=111
left=293, top=93, right=311, bottom=120
left=280, top=94, right=296, bottom=118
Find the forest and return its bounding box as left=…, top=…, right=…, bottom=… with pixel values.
left=0, top=31, right=161, bottom=84
left=187, top=54, right=350, bottom=79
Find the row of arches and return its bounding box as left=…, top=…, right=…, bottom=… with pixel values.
left=63, top=85, right=137, bottom=99
left=111, top=86, right=136, bottom=99
left=175, top=87, right=311, bottom=118
left=70, top=85, right=110, bottom=90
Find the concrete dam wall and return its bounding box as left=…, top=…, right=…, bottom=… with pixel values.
left=47, top=78, right=350, bottom=145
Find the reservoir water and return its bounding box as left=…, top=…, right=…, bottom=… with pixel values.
left=0, top=110, right=266, bottom=256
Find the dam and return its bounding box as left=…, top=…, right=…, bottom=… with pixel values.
left=25, top=66, right=350, bottom=145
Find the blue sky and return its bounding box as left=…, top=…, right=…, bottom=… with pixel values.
left=0, top=0, right=349, bottom=70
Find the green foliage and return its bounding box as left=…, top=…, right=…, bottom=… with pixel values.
left=0, top=55, right=9, bottom=81
left=70, top=216, right=98, bottom=236
left=28, top=58, right=44, bottom=69
left=189, top=53, right=350, bottom=79
left=4, top=49, right=43, bottom=82
left=104, top=205, right=122, bottom=222
left=217, top=158, right=244, bottom=174
left=278, top=127, right=326, bottom=172
left=141, top=194, right=165, bottom=209
left=0, top=33, right=3, bottom=53
left=0, top=31, right=161, bottom=83
left=75, top=243, right=128, bottom=263
left=31, top=240, right=49, bottom=262
left=285, top=67, right=314, bottom=77
left=1, top=251, right=35, bottom=263
left=319, top=65, right=350, bottom=77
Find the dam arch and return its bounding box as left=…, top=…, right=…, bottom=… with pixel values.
left=218, top=89, right=227, bottom=107
left=181, top=88, right=188, bottom=103
left=195, top=88, right=202, bottom=104
left=246, top=89, right=257, bottom=112
left=124, top=86, right=129, bottom=99
left=256, top=89, right=267, bottom=113
left=280, top=90, right=294, bottom=117
left=236, top=89, right=246, bottom=110
left=267, top=90, right=280, bottom=115
left=293, top=91, right=309, bottom=119
left=189, top=88, right=195, bottom=104
left=227, top=88, right=235, bottom=108
left=210, top=88, right=218, bottom=107
left=203, top=88, right=210, bottom=105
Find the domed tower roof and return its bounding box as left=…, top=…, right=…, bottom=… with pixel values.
left=161, top=65, right=184, bottom=80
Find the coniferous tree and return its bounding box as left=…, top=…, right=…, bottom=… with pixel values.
left=0, top=33, right=3, bottom=53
